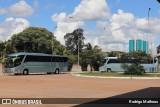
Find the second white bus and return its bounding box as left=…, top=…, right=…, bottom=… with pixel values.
left=99, top=57, right=158, bottom=73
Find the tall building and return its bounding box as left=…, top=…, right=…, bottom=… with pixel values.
left=129, top=40, right=135, bottom=52
left=143, top=41, right=149, bottom=54
left=129, top=39, right=148, bottom=54
left=136, top=39, right=143, bottom=51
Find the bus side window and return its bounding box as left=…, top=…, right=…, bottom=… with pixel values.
left=52, top=57, right=62, bottom=62
left=107, top=59, right=115, bottom=64
left=62, top=57, right=68, bottom=62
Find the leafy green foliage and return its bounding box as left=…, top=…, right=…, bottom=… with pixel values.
left=68, top=54, right=77, bottom=71
left=63, top=28, right=86, bottom=70
left=0, top=42, right=5, bottom=58
left=108, top=51, right=125, bottom=57
left=64, top=28, right=85, bottom=55
left=10, top=27, right=52, bottom=53
left=80, top=43, right=105, bottom=71
left=0, top=27, right=105, bottom=72
left=108, top=51, right=118, bottom=57
left=120, top=51, right=152, bottom=75
left=121, top=64, right=144, bottom=75
left=5, top=27, right=64, bottom=55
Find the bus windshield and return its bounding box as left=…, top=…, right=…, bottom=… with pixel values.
left=4, top=55, right=25, bottom=68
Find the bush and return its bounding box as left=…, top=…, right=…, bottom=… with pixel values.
left=120, top=51, right=152, bottom=75
left=121, top=64, right=144, bottom=75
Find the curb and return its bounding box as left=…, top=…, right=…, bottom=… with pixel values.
left=71, top=73, right=160, bottom=80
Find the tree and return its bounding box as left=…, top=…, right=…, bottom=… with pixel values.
left=91, top=46, right=105, bottom=71
left=80, top=43, right=93, bottom=71
left=64, top=28, right=85, bottom=55
left=6, top=27, right=63, bottom=54
left=120, top=51, right=152, bottom=75
left=108, top=51, right=125, bottom=57
left=0, top=42, right=5, bottom=58
left=157, top=0, right=160, bottom=3
left=80, top=43, right=105, bottom=71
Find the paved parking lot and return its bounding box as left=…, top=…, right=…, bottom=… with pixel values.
left=0, top=73, right=160, bottom=107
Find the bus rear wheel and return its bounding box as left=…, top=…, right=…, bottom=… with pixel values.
left=54, top=69, right=59, bottom=74
left=141, top=69, right=145, bottom=74
left=23, top=69, right=28, bottom=75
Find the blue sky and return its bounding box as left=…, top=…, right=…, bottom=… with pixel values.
left=108, top=0, right=160, bottom=17
left=0, top=0, right=160, bottom=54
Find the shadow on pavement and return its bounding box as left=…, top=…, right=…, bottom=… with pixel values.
left=73, top=87, right=160, bottom=107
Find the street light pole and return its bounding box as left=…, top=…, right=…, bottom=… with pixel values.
left=69, top=17, right=80, bottom=67
left=148, top=8, right=152, bottom=55
left=148, top=8, right=156, bottom=77
left=3, top=35, right=7, bottom=58
left=52, top=26, right=57, bottom=54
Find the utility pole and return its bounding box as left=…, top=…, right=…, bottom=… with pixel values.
left=69, top=17, right=80, bottom=67
left=148, top=8, right=156, bottom=77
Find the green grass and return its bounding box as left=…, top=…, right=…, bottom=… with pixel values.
left=80, top=72, right=160, bottom=77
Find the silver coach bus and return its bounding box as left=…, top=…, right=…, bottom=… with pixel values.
left=3, top=52, right=68, bottom=75
left=99, top=57, right=158, bottom=73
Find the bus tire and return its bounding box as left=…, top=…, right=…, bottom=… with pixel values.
left=23, top=69, right=28, bottom=75
left=55, top=69, right=59, bottom=74
left=107, top=68, right=112, bottom=72
left=141, top=69, right=145, bottom=74
left=14, top=73, right=19, bottom=75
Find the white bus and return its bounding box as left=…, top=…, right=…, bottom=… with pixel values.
left=99, top=57, right=158, bottom=73
left=3, top=52, right=68, bottom=75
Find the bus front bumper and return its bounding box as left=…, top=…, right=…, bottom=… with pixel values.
left=4, top=68, right=21, bottom=74
left=99, top=66, right=106, bottom=72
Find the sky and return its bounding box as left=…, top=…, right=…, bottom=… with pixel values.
left=0, top=0, right=160, bottom=54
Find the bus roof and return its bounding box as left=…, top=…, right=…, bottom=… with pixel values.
left=9, top=52, right=67, bottom=57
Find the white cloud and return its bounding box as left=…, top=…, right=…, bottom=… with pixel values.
left=136, top=18, right=160, bottom=34
left=51, top=13, right=84, bottom=44
left=85, top=9, right=160, bottom=53
left=116, top=0, right=121, bottom=3
left=0, top=17, right=30, bottom=41
left=0, top=8, right=6, bottom=14
left=84, top=10, right=135, bottom=52
left=103, top=17, right=134, bottom=51
left=0, top=0, right=34, bottom=17
left=158, top=9, right=160, bottom=14
left=71, top=0, right=110, bottom=21
left=51, top=0, right=160, bottom=54
left=34, top=0, right=39, bottom=9
left=51, top=0, right=110, bottom=45
left=54, top=22, right=83, bottom=45
left=51, top=13, right=67, bottom=23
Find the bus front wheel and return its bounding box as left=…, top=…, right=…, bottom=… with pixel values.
left=54, top=69, right=59, bottom=74
left=107, top=68, right=112, bottom=72
left=23, top=69, right=28, bottom=75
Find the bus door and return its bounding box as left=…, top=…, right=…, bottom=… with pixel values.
left=107, top=59, right=120, bottom=71
left=51, top=57, right=61, bottom=72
